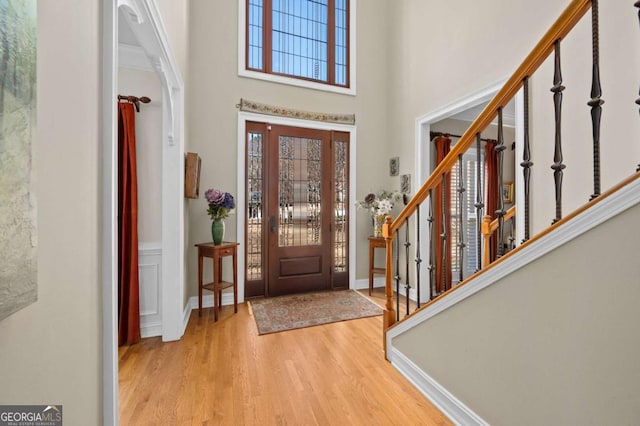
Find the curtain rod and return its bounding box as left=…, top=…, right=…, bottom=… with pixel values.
left=118, top=94, right=151, bottom=112
left=430, top=131, right=496, bottom=144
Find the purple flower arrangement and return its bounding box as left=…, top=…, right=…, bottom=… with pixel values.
left=205, top=188, right=236, bottom=220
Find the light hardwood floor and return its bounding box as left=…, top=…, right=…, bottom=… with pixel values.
left=119, top=298, right=451, bottom=425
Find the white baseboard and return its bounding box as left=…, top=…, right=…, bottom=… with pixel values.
left=182, top=293, right=238, bottom=332
left=353, top=277, right=385, bottom=290
left=354, top=277, right=419, bottom=302
left=389, top=347, right=487, bottom=426
left=140, top=322, right=162, bottom=339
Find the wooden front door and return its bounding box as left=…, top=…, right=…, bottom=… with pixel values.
left=245, top=122, right=349, bottom=297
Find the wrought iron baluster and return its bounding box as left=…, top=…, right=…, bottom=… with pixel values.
left=415, top=205, right=422, bottom=309
left=428, top=190, right=436, bottom=300
left=589, top=0, right=604, bottom=200
left=521, top=78, right=533, bottom=243
left=395, top=229, right=400, bottom=321
left=495, top=108, right=506, bottom=258
left=404, top=218, right=411, bottom=317
left=457, top=154, right=466, bottom=283
left=475, top=133, right=484, bottom=270
left=508, top=217, right=516, bottom=251
left=636, top=1, right=640, bottom=172
left=551, top=40, right=566, bottom=224
left=441, top=173, right=448, bottom=291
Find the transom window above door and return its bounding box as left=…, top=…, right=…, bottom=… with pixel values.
left=241, top=0, right=354, bottom=94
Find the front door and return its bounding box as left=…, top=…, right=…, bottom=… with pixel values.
left=245, top=122, right=349, bottom=297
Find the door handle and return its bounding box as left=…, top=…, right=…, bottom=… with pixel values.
left=270, top=216, right=276, bottom=233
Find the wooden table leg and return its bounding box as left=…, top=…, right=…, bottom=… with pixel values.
left=213, top=254, right=219, bottom=322
left=233, top=249, right=238, bottom=313
left=198, top=251, right=203, bottom=316
left=369, top=242, right=374, bottom=296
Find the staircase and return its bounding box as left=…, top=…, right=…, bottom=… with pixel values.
left=382, top=1, right=640, bottom=423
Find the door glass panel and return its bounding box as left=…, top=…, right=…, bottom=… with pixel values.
left=333, top=140, right=348, bottom=272
left=278, top=136, right=322, bottom=247
left=247, top=132, right=263, bottom=280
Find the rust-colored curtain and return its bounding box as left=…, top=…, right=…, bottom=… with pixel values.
left=118, top=102, right=141, bottom=346
left=485, top=141, right=499, bottom=262
left=433, top=136, right=452, bottom=293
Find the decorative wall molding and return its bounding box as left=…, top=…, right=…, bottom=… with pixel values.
left=238, top=98, right=356, bottom=125
left=389, top=348, right=488, bottom=425
left=139, top=244, right=162, bottom=338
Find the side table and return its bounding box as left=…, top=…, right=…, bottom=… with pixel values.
left=195, top=241, right=239, bottom=321
left=368, top=236, right=386, bottom=296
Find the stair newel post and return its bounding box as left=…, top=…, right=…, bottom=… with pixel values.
left=495, top=108, right=507, bottom=258
left=395, top=228, right=401, bottom=321
left=457, top=154, right=466, bottom=283
left=404, top=218, right=411, bottom=317
left=415, top=205, right=422, bottom=309
left=636, top=1, right=640, bottom=172
left=521, top=78, right=533, bottom=242
left=551, top=39, right=566, bottom=224
left=589, top=0, right=604, bottom=200
left=428, top=190, right=436, bottom=300
left=475, top=133, right=484, bottom=270
left=440, top=173, right=449, bottom=292
left=382, top=216, right=396, bottom=332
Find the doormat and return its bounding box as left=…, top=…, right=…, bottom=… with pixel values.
left=249, top=290, right=383, bottom=335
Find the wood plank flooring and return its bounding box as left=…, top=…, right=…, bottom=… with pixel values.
left=119, top=297, right=451, bottom=425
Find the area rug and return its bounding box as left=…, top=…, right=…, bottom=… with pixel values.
left=250, top=290, right=383, bottom=335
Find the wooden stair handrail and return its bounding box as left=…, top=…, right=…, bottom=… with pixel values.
left=483, top=206, right=516, bottom=235
left=382, top=0, right=592, bottom=336
left=482, top=206, right=516, bottom=268
left=384, top=0, right=591, bottom=237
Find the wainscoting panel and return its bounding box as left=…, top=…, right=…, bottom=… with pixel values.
left=139, top=244, right=162, bottom=338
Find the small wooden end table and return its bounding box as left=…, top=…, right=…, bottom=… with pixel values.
left=368, top=236, right=386, bottom=296
left=195, top=241, right=240, bottom=321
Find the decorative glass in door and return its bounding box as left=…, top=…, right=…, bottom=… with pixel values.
left=278, top=136, right=323, bottom=247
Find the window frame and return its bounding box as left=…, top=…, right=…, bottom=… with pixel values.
left=238, top=0, right=357, bottom=96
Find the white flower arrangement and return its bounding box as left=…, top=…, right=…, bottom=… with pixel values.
left=356, top=190, right=402, bottom=218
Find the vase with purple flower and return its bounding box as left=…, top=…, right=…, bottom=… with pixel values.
left=205, top=188, right=236, bottom=245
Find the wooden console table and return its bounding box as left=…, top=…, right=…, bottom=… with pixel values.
left=368, top=236, right=386, bottom=296
left=195, top=241, right=239, bottom=321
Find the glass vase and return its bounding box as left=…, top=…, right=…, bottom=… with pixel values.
left=211, top=219, right=225, bottom=245
left=373, top=215, right=385, bottom=238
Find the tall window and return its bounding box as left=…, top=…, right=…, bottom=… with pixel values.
left=449, top=148, right=483, bottom=282
left=246, top=0, right=350, bottom=87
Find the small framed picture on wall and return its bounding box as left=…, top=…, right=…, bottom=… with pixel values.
left=401, top=174, right=411, bottom=194
left=502, top=181, right=514, bottom=203
left=389, top=157, right=399, bottom=176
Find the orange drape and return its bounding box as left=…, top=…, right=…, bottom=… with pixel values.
left=433, top=136, right=452, bottom=293
left=118, top=102, right=141, bottom=346
left=485, top=141, right=499, bottom=262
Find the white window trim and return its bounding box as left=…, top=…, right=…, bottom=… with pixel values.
left=237, top=0, right=357, bottom=96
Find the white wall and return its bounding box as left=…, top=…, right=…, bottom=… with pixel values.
left=0, top=0, right=102, bottom=423
left=187, top=0, right=394, bottom=295
left=393, top=200, right=640, bottom=424
left=118, top=68, right=163, bottom=245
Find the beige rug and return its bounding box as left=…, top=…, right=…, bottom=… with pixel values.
left=249, top=290, right=383, bottom=335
